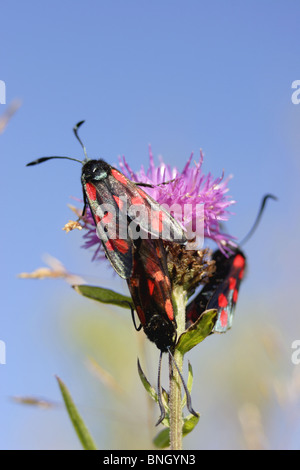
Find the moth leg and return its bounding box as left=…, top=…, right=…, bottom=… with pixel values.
left=122, top=301, right=142, bottom=331
left=136, top=178, right=176, bottom=188
left=156, top=350, right=166, bottom=426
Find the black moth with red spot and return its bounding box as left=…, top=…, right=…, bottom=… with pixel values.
left=186, top=248, right=246, bottom=333
left=127, top=238, right=176, bottom=352
left=81, top=159, right=187, bottom=279
left=186, top=194, right=277, bottom=333
left=127, top=237, right=198, bottom=424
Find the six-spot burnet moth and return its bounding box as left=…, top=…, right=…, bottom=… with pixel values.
left=27, top=121, right=187, bottom=279
left=127, top=237, right=198, bottom=424
left=186, top=194, right=277, bottom=332
left=127, top=238, right=176, bottom=352
left=186, top=248, right=246, bottom=332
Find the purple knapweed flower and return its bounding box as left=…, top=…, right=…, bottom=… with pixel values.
left=81, top=147, right=236, bottom=261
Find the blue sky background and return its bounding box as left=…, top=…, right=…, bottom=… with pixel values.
left=1, top=0, right=300, bottom=449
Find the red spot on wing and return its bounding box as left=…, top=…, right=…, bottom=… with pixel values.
left=233, top=254, right=245, bottom=269
left=85, top=182, right=97, bottom=201
left=131, top=196, right=144, bottom=206
left=95, top=215, right=101, bottom=224
left=113, top=239, right=130, bottom=254
left=233, top=289, right=238, bottom=303
left=111, top=169, right=128, bottom=185
left=105, top=238, right=129, bottom=254
left=151, top=211, right=165, bottom=234
left=238, top=268, right=245, bottom=280
left=165, top=299, right=174, bottom=321
left=105, top=240, right=114, bottom=251
left=147, top=279, right=155, bottom=295
left=229, top=276, right=236, bottom=290
left=220, top=309, right=228, bottom=327
left=218, top=293, right=228, bottom=308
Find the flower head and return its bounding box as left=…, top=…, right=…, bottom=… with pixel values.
left=119, top=147, right=236, bottom=252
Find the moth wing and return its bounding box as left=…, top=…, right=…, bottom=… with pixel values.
left=186, top=250, right=246, bottom=333
left=84, top=179, right=133, bottom=279
left=127, top=239, right=174, bottom=324
left=96, top=219, right=133, bottom=279
left=207, top=251, right=246, bottom=333
left=138, top=239, right=174, bottom=322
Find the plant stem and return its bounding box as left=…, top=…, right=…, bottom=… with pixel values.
left=169, top=286, right=186, bottom=450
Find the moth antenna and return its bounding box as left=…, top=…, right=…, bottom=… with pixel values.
left=167, top=347, right=199, bottom=419
left=240, top=194, right=277, bottom=246
left=73, top=120, right=89, bottom=161
left=26, top=155, right=82, bottom=166
left=156, top=350, right=166, bottom=426
left=27, top=121, right=89, bottom=167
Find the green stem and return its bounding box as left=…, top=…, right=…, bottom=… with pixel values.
left=169, top=286, right=186, bottom=450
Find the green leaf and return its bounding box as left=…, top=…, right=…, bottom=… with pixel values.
left=153, top=414, right=200, bottom=448
left=73, top=284, right=133, bottom=309
left=182, top=413, right=200, bottom=435
left=176, top=309, right=217, bottom=355
left=56, top=376, right=98, bottom=450
left=137, top=359, right=158, bottom=402
left=161, top=387, right=170, bottom=413
left=153, top=427, right=170, bottom=449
